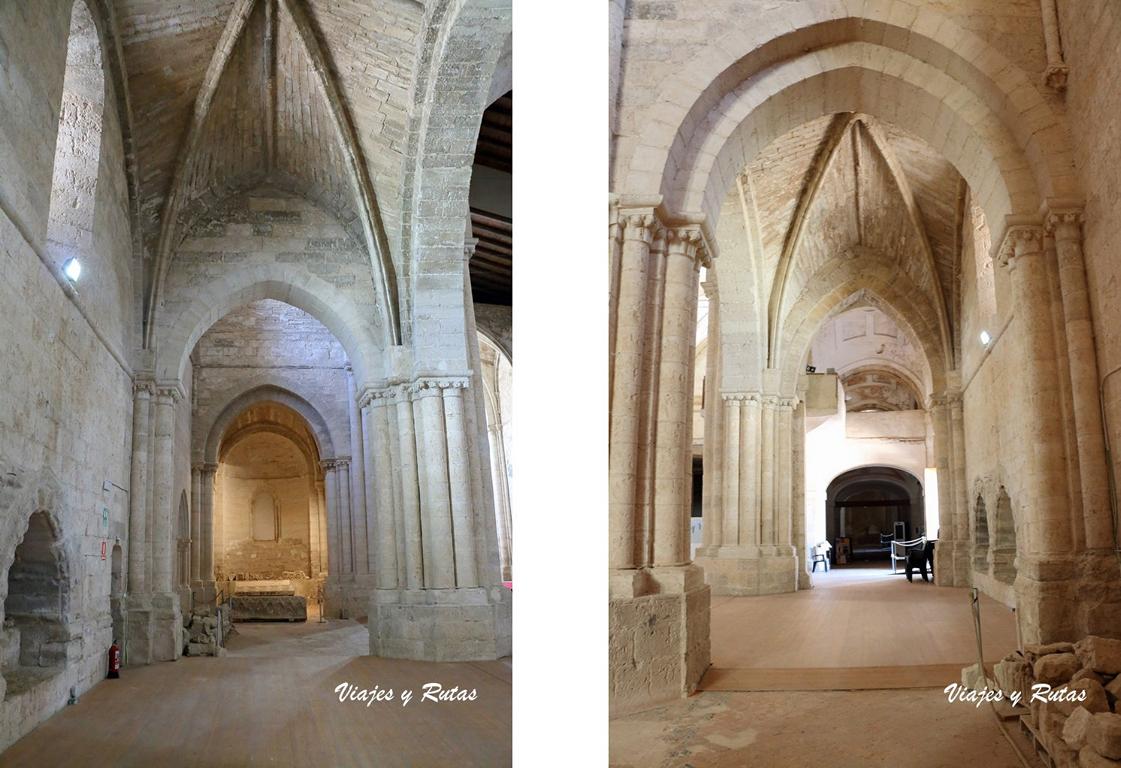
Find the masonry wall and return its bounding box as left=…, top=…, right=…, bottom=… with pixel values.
left=1059, top=1, right=1121, bottom=528
left=0, top=0, right=135, bottom=749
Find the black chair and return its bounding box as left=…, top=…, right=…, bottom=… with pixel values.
left=811, top=543, right=830, bottom=572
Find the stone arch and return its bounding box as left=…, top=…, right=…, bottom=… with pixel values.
left=620, top=5, right=1077, bottom=232
left=778, top=269, right=944, bottom=396
left=153, top=268, right=381, bottom=386
left=973, top=495, right=990, bottom=574
left=45, top=0, right=104, bottom=273
left=403, top=0, right=512, bottom=347
left=992, top=487, right=1017, bottom=585
left=203, top=385, right=336, bottom=466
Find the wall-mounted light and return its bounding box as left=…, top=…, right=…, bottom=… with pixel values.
left=62, top=257, right=82, bottom=282
left=979, top=330, right=991, bottom=346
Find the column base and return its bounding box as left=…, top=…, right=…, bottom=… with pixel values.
left=123, top=593, right=182, bottom=665
left=1014, top=555, right=1078, bottom=644
left=324, top=575, right=375, bottom=621
left=934, top=540, right=970, bottom=587
left=369, top=585, right=511, bottom=662
left=609, top=564, right=710, bottom=716
left=694, top=546, right=798, bottom=595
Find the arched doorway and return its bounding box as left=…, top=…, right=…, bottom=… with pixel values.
left=825, top=467, right=924, bottom=566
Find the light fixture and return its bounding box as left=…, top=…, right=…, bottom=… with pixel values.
left=979, top=330, right=991, bottom=346
left=62, top=257, right=82, bottom=282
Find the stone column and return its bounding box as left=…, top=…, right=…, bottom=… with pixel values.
left=315, top=478, right=327, bottom=576
left=720, top=397, right=740, bottom=546
left=792, top=398, right=810, bottom=589
left=652, top=228, right=701, bottom=566
left=190, top=465, right=202, bottom=584
left=1000, top=225, right=1075, bottom=641
left=929, top=394, right=958, bottom=586
left=395, top=392, right=424, bottom=589
left=346, top=372, right=370, bottom=577
left=487, top=421, right=513, bottom=580
left=414, top=383, right=455, bottom=588
left=199, top=463, right=216, bottom=582
left=336, top=459, right=353, bottom=578
left=444, top=384, right=479, bottom=587
left=321, top=461, right=338, bottom=579
left=608, top=213, right=710, bottom=714
left=151, top=386, right=178, bottom=594
left=739, top=396, right=760, bottom=549
left=1049, top=210, right=1110, bottom=550
left=609, top=212, right=656, bottom=570
left=127, top=383, right=151, bottom=595
left=149, top=384, right=182, bottom=661
left=700, top=280, right=722, bottom=549
left=363, top=390, right=399, bottom=590
left=775, top=398, right=794, bottom=554
left=759, top=397, right=777, bottom=546
left=639, top=226, right=667, bottom=566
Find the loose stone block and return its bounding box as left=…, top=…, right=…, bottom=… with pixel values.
left=1088, top=713, right=1121, bottom=759
left=1079, top=638, right=1121, bottom=676
left=1039, top=654, right=1085, bottom=686
left=1068, top=707, right=1096, bottom=750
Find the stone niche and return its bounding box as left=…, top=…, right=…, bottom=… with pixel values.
left=1, top=511, right=76, bottom=698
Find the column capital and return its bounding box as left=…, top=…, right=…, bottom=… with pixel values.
left=619, top=210, right=659, bottom=245
left=701, top=279, right=718, bottom=300
left=997, top=224, right=1044, bottom=270
left=928, top=390, right=963, bottom=409
left=1044, top=208, right=1084, bottom=241
left=721, top=391, right=760, bottom=403
left=153, top=380, right=186, bottom=403
left=665, top=225, right=711, bottom=269
left=1043, top=63, right=1069, bottom=92
left=132, top=379, right=155, bottom=397
left=407, top=376, right=471, bottom=397
left=463, top=236, right=479, bottom=262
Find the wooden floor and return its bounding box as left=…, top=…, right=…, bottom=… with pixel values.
left=707, top=565, right=1018, bottom=688
left=1, top=620, right=512, bottom=767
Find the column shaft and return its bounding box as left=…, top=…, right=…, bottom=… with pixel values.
left=190, top=466, right=201, bottom=583
left=127, top=386, right=151, bottom=594
left=396, top=395, right=424, bottom=588
left=416, top=389, right=455, bottom=588
left=721, top=398, right=740, bottom=546
left=760, top=400, right=776, bottom=546
left=653, top=236, right=698, bottom=566
left=1052, top=214, right=1111, bottom=549
left=151, top=389, right=176, bottom=594
left=775, top=401, right=793, bottom=550
left=322, top=465, right=338, bottom=577
left=608, top=214, right=655, bottom=569
left=200, top=465, right=216, bottom=581
left=336, top=460, right=353, bottom=576
left=347, top=374, right=370, bottom=575
left=739, top=398, right=760, bottom=549
left=444, top=386, right=479, bottom=586
left=366, top=398, right=399, bottom=589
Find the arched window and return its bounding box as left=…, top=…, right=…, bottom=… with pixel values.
left=45, top=0, right=104, bottom=278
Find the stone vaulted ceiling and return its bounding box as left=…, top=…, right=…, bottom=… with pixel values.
left=739, top=113, right=965, bottom=368
left=114, top=0, right=423, bottom=341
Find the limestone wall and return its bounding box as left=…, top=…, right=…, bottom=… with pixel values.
left=0, top=0, right=135, bottom=749
left=1060, top=1, right=1121, bottom=525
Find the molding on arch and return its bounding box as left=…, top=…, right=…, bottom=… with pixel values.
left=153, top=266, right=377, bottom=385
left=201, top=385, right=337, bottom=465
left=779, top=266, right=945, bottom=396
left=617, top=4, right=1079, bottom=223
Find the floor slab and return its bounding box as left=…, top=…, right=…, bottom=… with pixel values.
left=0, top=619, right=512, bottom=767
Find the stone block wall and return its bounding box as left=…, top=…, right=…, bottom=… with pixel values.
left=0, top=0, right=135, bottom=751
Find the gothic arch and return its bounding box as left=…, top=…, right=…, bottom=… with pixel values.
left=203, top=385, right=337, bottom=465
left=618, top=4, right=1078, bottom=232
left=973, top=495, right=990, bottom=574
left=153, top=268, right=381, bottom=386
left=992, top=487, right=1017, bottom=585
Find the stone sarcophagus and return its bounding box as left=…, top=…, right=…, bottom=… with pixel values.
left=229, top=580, right=307, bottom=622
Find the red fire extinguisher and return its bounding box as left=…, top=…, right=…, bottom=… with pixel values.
left=107, top=643, right=121, bottom=679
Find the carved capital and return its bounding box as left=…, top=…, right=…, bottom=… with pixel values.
left=1044, top=209, right=1084, bottom=242
left=463, top=236, right=479, bottom=262
left=928, top=390, right=962, bottom=410
left=666, top=225, right=710, bottom=269
left=997, top=225, right=1043, bottom=270
left=132, top=379, right=156, bottom=398
left=621, top=212, right=658, bottom=245
left=722, top=391, right=760, bottom=403
left=1043, top=64, right=1069, bottom=93
left=407, top=376, right=471, bottom=397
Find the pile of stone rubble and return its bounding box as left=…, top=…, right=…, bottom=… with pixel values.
left=990, top=636, right=1121, bottom=766
left=181, top=607, right=232, bottom=657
